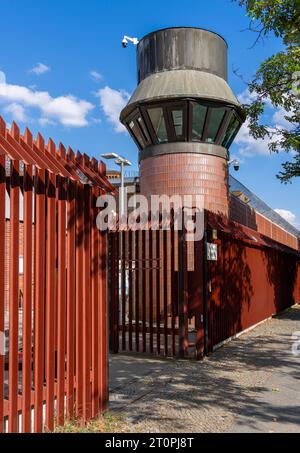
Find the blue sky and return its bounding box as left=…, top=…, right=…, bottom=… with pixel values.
left=0, top=0, right=299, bottom=227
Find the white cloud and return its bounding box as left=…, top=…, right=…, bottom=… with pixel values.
left=41, top=95, right=94, bottom=127
left=4, top=103, right=27, bottom=122
left=0, top=72, right=6, bottom=84
left=96, top=86, right=130, bottom=133
left=30, top=63, right=50, bottom=75
left=0, top=70, right=94, bottom=127
left=238, top=88, right=272, bottom=107
left=235, top=89, right=296, bottom=159
left=237, top=89, right=256, bottom=105
left=90, top=70, right=102, bottom=82
left=274, top=209, right=298, bottom=227
left=235, top=120, right=272, bottom=157
left=91, top=117, right=102, bottom=124
left=272, top=107, right=293, bottom=131
left=38, top=117, right=55, bottom=127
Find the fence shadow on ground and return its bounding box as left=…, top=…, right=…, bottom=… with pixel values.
left=109, top=306, right=300, bottom=432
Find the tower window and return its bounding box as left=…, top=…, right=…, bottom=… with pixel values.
left=172, top=110, right=183, bottom=137
left=222, top=115, right=241, bottom=149
left=125, top=101, right=244, bottom=149
left=137, top=116, right=150, bottom=144
left=205, top=107, right=227, bottom=143
left=166, top=103, right=187, bottom=141
left=147, top=107, right=168, bottom=143
left=128, top=120, right=146, bottom=149
left=191, top=103, right=207, bottom=141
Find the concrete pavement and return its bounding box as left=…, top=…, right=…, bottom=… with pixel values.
left=109, top=306, right=300, bottom=433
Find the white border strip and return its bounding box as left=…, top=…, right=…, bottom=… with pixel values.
left=213, top=302, right=300, bottom=352
left=213, top=316, right=273, bottom=352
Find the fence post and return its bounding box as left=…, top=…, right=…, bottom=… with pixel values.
left=75, top=181, right=84, bottom=419
left=149, top=227, right=154, bottom=354
left=66, top=150, right=76, bottom=421
left=91, top=184, right=100, bottom=418
left=45, top=139, right=56, bottom=432
left=203, top=220, right=210, bottom=355
left=109, top=232, right=119, bottom=354
left=56, top=144, right=67, bottom=426
left=0, top=151, right=5, bottom=433
left=99, top=229, right=108, bottom=412
left=22, top=130, right=34, bottom=433
left=128, top=230, right=133, bottom=352
left=195, top=239, right=204, bottom=360
left=156, top=229, right=161, bottom=355
left=170, top=211, right=176, bottom=356
left=8, top=125, right=20, bottom=433
left=34, top=133, right=46, bottom=433
left=82, top=182, right=91, bottom=421
left=135, top=230, right=140, bottom=353
left=121, top=230, right=126, bottom=352
left=178, top=227, right=184, bottom=358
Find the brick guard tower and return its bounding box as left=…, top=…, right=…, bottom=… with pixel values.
left=120, top=27, right=245, bottom=216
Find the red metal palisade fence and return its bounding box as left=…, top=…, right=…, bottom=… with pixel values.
left=0, top=116, right=114, bottom=432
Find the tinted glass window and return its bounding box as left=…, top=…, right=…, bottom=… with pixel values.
left=222, top=115, right=240, bottom=149
left=192, top=104, right=207, bottom=141
left=137, top=116, right=150, bottom=143
left=148, top=107, right=168, bottom=143
left=171, top=109, right=183, bottom=138
left=206, top=107, right=226, bottom=143
left=221, top=114, right=236, bottom=147
left=226, top=120, right=241, bottom=149
left=129, top=120, right=146, bottom=149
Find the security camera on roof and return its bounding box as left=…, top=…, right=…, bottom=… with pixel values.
left=122, top=35, right=139, bottom=48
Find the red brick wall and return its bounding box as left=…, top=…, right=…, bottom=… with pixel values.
left=230, top=195, right=299, bottom=251
left=229, top=195, right=257, bottom=230
left=140, top=153, right=229, bottom=217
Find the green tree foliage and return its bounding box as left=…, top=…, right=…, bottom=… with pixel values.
left=237, top=0, right=300, bottom=182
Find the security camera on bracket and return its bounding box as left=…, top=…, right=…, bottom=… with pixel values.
left=122, top=35, right=139, bottom=48
left=229, top=159, right=240, bottom=172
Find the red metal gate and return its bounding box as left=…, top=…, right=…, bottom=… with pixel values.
left=0, top=116, right=114, bottom=432
left=108, top=221, right=205, bottom=360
